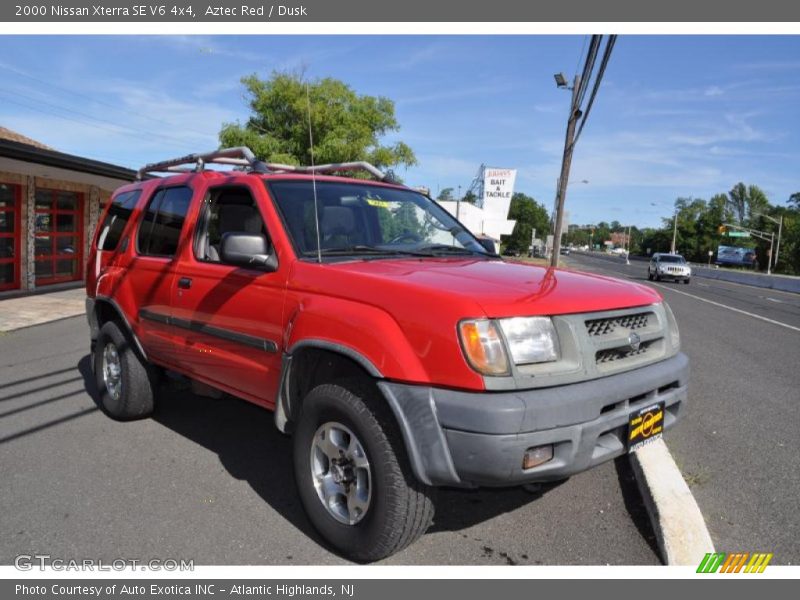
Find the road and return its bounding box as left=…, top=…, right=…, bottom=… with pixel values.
left=1, top=317, right=657, bottom=566
left=565, top=252, right=800, bottom=564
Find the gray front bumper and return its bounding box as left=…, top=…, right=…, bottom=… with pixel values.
left=378, top=352, right=688, bottom=488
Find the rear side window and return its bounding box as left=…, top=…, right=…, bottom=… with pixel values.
left=137, top=186, right=193, bottom=257
left=96, top=190, right=141, bottom=251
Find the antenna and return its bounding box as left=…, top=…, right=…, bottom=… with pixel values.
left=306, top=83, right=323, bottom=264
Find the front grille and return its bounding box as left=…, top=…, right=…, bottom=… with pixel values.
left=585, top=312, right=651, bottom=337
left=595, top=340, right=655, bottom=364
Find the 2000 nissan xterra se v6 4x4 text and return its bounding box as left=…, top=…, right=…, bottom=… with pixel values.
left=85, top=148, right=689, bottom=561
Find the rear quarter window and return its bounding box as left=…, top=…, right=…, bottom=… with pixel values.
left=96, top=190, right=142, bottom=251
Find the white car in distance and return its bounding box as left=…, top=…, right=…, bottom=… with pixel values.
left=648, top=253, right=691, bottom=284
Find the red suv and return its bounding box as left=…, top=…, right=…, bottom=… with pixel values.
left=85, top=148, right=688, bottom=561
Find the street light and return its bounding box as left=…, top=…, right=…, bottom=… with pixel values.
left=554, top=72, right=569, bottom=88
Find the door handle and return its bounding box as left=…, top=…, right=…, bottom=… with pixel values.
left=178, top=277, right=193, bottom=289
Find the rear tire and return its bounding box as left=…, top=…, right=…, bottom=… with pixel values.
left=684, top=278, right=691, bottom=284
left=94, top=321, right=158, bottom=420
left=293, top=380, right=435, bottom=562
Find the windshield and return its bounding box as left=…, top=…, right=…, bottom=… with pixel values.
left=659, top=255, right=686, bottom=263
left=266, top=180, right=491, bottom=259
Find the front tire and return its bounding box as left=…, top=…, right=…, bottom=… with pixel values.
left=293, top=381, right=435, bottom=562
left=93, top=321, right=158, bottom=420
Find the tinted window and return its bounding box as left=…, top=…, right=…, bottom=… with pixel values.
left=659, top=255, right=685, bottom=263
left=137, top=187, right=193, bottom=257
left=96, top=190, right=141, bottom=251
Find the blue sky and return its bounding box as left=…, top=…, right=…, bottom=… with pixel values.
left=1, top=35, right=799, bottom=227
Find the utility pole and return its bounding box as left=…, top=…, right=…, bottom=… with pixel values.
left=767, top=232, right=774, bottom=276
left=670, top=210, right=678, bottom=254
left=625, top=225, right=631, bottom=265
left=530, top=227, right=536, bottom=257
left=550, top=74, right=581, bottom=267
left=751, top=211, right=784, bottom=271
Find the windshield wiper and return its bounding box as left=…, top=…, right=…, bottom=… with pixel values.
left=307, top=245, right=414, bottom=257
left=411, top=244, right=487, bottom=256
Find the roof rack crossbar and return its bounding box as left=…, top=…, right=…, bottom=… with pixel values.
left=137, top=147, right=390, bottom=182
left=136, top=147, right=258, bottom=179
left=263, top=161, right=388, bottom=181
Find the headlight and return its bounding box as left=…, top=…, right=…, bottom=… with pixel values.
left=498, top=316, right=560, bottom=365
left=663, top=302, right=681, bottom=352
left=458, top=319, right=510, bottom=375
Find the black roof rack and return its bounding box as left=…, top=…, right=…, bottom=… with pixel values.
left=136, top=146, right=393, bottom=182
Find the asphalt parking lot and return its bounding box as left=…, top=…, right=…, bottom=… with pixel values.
left=0, top=316, right=660, bottom=565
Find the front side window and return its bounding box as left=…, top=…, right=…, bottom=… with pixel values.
left=194, top=187, right=269, bottom=263
left=137, top=186, right=193, bottom=257
left=267, top=180, right=489, bottom=259
left=96, top=190, right=141, bottom=251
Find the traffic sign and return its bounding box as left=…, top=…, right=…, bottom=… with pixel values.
left=727, top=231, right=751, bottom=238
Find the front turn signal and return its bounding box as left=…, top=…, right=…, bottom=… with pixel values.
left=458, top=319, right=510, bottom=376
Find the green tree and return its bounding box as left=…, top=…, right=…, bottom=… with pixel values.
left=462, top=191, right=478, bottom=205
left=501, top=193, right=550, bottom=253
left=727, top=183, right=769, bottom=226
left=728, top=182, right=748, bottom=224
left=437, top=187, right=454, bottom=202
left=772, top=194, right=800, bottom=275
left=593, top=222, right=612, bottom=247
left=219, top=71, right=417, bottom=170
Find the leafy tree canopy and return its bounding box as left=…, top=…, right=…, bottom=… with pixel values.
left=501, top=193, right=550, bottom=253
left=219, top=72, right=417, bottom=171
left=437, top=187, right=454, bottom=202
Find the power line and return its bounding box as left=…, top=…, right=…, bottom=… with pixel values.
left=0, top=92, right=200, bottom=153
left=573, top=36, right=589, bottom=78
left=573, top=35, right=617, bottom=145
left=0, top=89, right=203, bottom=151
left=0, top=62, right=213, bottom=139
left=575, top=35, right=602, bottom=110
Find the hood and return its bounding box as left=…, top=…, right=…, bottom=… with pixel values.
left=297, top=257, right=661, bottom=318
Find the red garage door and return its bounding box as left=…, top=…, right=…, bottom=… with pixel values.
left=34, top=188, right=83, bottom=285
left=0, top=182, right=21, bottom=292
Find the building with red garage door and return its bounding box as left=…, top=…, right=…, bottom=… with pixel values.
left=0, top=126, right=135, bottom=295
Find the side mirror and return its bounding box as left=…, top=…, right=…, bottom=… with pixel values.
left=220, top=232, right=277, bottom=272
left=478, top=238, right=496, bottom=254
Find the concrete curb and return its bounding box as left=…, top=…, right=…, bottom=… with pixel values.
left=630, top=439, right=715, bottom=565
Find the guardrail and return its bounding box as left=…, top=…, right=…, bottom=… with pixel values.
left=687, top=264, right=800, bottom=294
